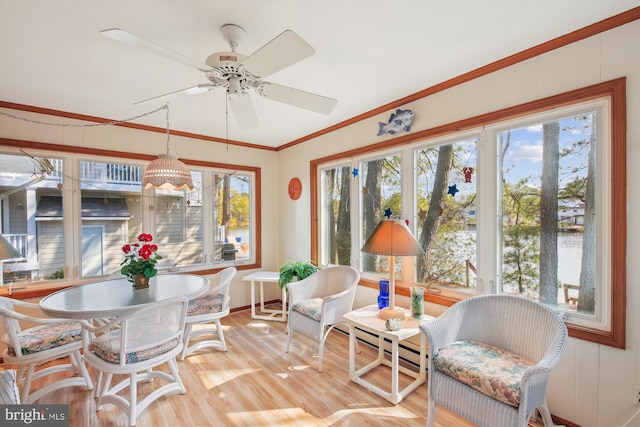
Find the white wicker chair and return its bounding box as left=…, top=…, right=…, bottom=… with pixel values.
left=285, top=266, right=360, bottom=372
left=80, top=296, right=188, bottom=427
left=0, top=296, right=94, bottom=403
left=180, top=267, right=236, bottom=361
left=419, top=294, right=568, bottom=427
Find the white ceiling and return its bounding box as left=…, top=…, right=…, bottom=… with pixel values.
left=1, top=1, right=638, bottom=149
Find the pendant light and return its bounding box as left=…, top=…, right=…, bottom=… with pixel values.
left=143, top=105, right=193, bottom=191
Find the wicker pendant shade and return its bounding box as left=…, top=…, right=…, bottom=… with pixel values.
left=142, top=104, right=194, bottom=191
left=143, top=154, right=193, bottom=191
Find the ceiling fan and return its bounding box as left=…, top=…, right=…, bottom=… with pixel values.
left=100, top=24, right=338, bottom=129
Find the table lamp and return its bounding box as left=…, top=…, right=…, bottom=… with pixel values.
left=361, top=219, right=424, bottom=320
left=0, top=234, right=22, bottom=288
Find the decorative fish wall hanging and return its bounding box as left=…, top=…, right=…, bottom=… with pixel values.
left=377, top=109, right=414, bottom=136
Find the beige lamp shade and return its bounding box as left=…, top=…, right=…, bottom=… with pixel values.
left=143, top=154, right=194, bottom=191
left=361, top=219, right=424, bottom=320
left=0, top=234, right=21, bottom=260
left=361, top=219, right=424, bottom=256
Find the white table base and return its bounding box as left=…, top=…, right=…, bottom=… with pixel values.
left=242, top=271, right=287, bottom=322
left=343, top=305, right=430, bottom=404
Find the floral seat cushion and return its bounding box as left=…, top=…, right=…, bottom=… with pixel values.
left=433, top=339, right=534, bottom=407
left=187, top=294, right=224, bottom=316
left=3, top=321, right=82, bottom=356
left=91, top=327, right=179, bottom=364
left=291, top=298, right=323, bottom=321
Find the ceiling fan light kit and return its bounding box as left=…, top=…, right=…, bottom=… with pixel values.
left=101, top=23, right=338, bottom=130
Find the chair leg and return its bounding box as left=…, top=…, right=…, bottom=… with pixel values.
left=94, top=371, right=103, bottom=399
left=180, top=324, right=193, bottom=361
left=286, top=324, right=293, bottom=353
left=168, top=357, right=186, bottom=394
left=96, top=373, right=113, bottom=411
left=427, top=398, right=435, bottom=427
left=128, top=372, right=138, bottom=427
left=215, top=319, right=227, bottom=352
left=72, top=350, right=94, bottom=391
left=537, top=402, right=560, bottom=427
left=21, top=363, right=36, bottom=403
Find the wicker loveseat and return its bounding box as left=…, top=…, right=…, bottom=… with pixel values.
left=419, top=294, right=568, bottom=427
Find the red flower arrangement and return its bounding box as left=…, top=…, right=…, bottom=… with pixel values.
left=120, top=233, right=163, bottom=281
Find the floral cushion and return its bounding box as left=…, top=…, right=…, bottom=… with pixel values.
left=291, top=298, right=323, bottom=321
left=187, top=293, right=224, bottom=316
left=3, top=321, right=82, bottom=356
left=91, top=327, right=179, bottom=364
left=433, top=339, right=534, bottom=407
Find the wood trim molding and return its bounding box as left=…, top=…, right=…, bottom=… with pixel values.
left=0, top=101, right=276, bottom=152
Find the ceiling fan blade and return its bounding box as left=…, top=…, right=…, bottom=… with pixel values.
left=134, top=84, right=216, bottom=105
left=240, top=30, right=314, bottom=78
left=259, top=83, right=337, bottom=115
left=229, top=92, right=259, bottom=129
left=100, top=28, right=211, bottom=72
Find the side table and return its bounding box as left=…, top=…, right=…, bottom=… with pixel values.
left=342, top=304, right=433, bottom=404
left=242, top=271, right=287, bottom=322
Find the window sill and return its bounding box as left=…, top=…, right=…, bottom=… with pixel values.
left=0, top=278, right=97, bottom=300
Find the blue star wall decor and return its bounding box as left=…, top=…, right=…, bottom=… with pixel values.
left=384, top=208, right=393, bottom=218
left=447, top=184, right=459, bottom=197
left=352, top=168, right=359, bottom=177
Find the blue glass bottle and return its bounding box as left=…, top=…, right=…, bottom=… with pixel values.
left=378, top=279, right=389, bottom=309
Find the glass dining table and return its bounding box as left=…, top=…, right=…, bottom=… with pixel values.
left=39, top=273, right=210, bottom=319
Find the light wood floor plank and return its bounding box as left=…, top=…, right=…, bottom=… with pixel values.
left=2, top=307, right=535, bottom=426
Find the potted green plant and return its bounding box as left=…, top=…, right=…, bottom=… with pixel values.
left=278, top=260, right=318, bottom=289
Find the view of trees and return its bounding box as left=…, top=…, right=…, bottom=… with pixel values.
left=321, top=111, right=595, bottom=314
left=501, top=112, right=596, bottom=313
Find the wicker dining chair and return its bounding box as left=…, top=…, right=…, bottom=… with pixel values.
left=80, top=296, right=189, bottom=427
left=419, top=294, right=568, bottom=427
left=180, top=267, right=236, bottom=360
left=0, top=296, right=94, bottom=403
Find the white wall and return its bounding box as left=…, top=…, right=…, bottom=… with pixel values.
left=277, top=21, right=640, bottom=427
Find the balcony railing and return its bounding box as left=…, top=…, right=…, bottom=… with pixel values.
left=3, top=234, right=26, bottom=259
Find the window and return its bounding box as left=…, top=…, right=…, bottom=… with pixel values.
left=156, top=171, right=204, bottom=268
left=499, top=111, right=599, bottom=314
left=212, top=172, right=253, bottom=264
left=312, top=78, right=626, bottom=348
left=319, top=163, right=352, bottom=266
left=360, top=153, right=402, bottom=277
left=0, top=149, right=261, bottom=287
left=79, top=160, right=143, bottom=277
left=415, top=138, right=477, bottom=293
left=0, top=153, right=65, bottom=283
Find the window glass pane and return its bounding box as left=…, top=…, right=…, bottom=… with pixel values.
left=79, top=160, right=143, bottom=277
left=500, top=112, right=596, bottom=315
left=0, top=153, right=65, bottom=283
left=320, top=165, right=351, bottom=266
left=213, top=172, right=252, bottom=263
left=361, top=154, right=401, bottom=277
left=156, top=171, right=203, bottom=268
left=415, top=139, right=478, bottom=291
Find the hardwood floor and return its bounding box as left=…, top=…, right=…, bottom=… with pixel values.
left=3, top=307, right=497, bottom=426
